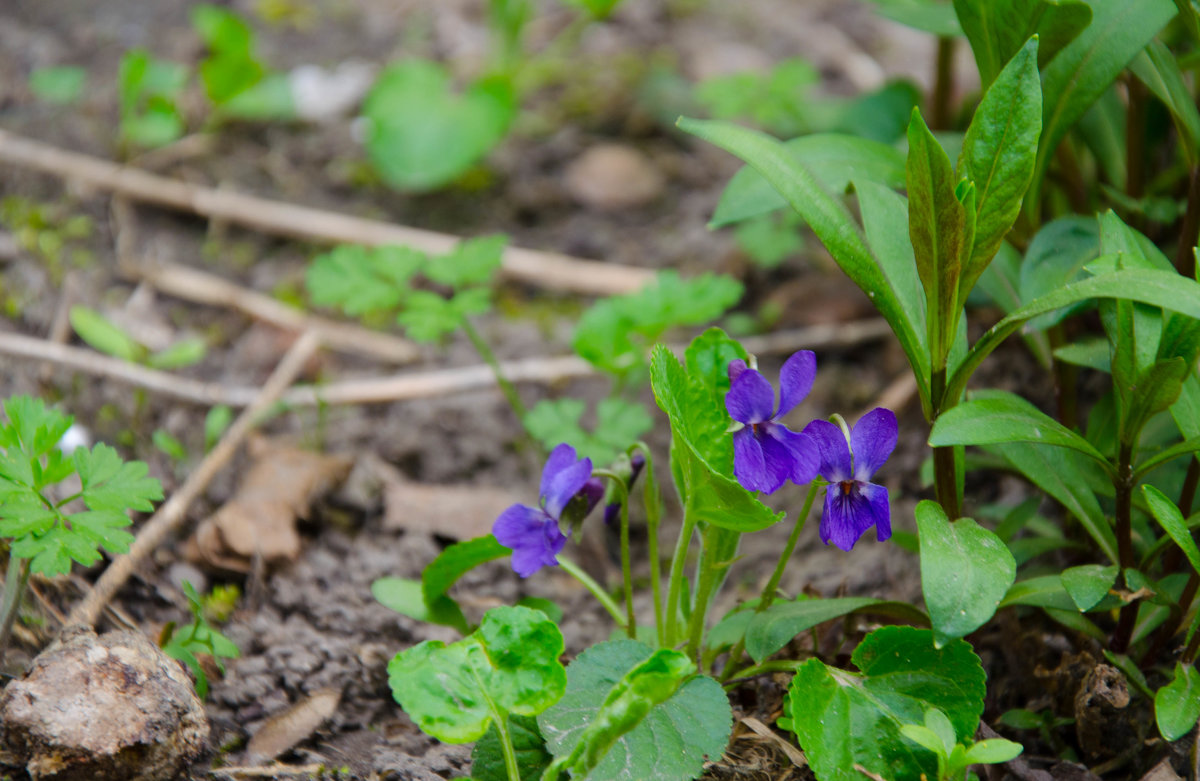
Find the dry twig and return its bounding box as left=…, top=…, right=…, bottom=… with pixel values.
left=208, top=764, right=327, bottom=779
left=0, top=319, right=893, bottom=408
left=0, top=128, right=653, bottom=296
left=64, top=331, right=320, bottom=629
left=129, top=258, right=420, bottom=364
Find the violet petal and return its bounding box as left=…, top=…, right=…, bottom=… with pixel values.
left=860, top=481, right=892, bottom=542
left=851, top=408, right=898, bottom=481
left=540, top=443, right=579, bottom=502
left=764, top=423, right=820, bottom=485
left=493, top=503, right=549, bottom=549
left=819, top=483, right=877, bottom=551
left=776, top=350, right=817, bottom=418
left=732, top=426, right=776, bottom=493
left=802, top=419, right=853, bottom=482
left=726, top=369, right=775, bottom=425
left=727, top=359, right=749, bottom=385
left=542, top=456, right=593, bottom=519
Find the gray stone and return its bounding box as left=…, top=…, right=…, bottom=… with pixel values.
left=0, top=626, right=209, bottom=780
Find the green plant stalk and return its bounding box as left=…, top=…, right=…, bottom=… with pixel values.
left=663, top=508, right=698, bottom=648
left=720, top=482, right=820, bottom=680
left=633, top=443, right=665, bottom=647
left=0, top=558, right=31, bottom=665
left=593, top=469, right=635, bottom=639
left=1112, top=442, right=1138, bottom=653
left=721, top=658, right=804, bottom=688
left=685, top=528, right=735, bottom=664
left=460, top=317, right=537, bottom=450
left=931, top=368, right=962, bottom=520
left=473, top=672, right=522, bottom=781
left=558, top=557, right=626, bottom=629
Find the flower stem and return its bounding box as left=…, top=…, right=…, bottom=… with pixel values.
left=721, top=482, right=820, bottom=680
left=0, top=557, right=31, bottom=666
left=757, top=482, right=820, bottom=613
left=557, top=556, right=626, bottom=629
left=634, top=443, right=665, bottom=647
left=592, top=469, right=635, bottom=639
left=664, top=508, right=697, bottom=647
left=686, top=527, right=740, bottom=665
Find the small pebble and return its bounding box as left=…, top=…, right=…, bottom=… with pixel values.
left=563, top=144, right=665, bottom=211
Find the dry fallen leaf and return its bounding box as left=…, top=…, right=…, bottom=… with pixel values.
left=185, top=437, right=352, bottom=572
left=245, top=688, right=341, bottom=765
left=370, top=454, right=520, bottom=540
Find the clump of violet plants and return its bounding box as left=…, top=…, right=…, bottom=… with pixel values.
left=380, top=327, right=1000, bottom=781
left=376, top=4, right=1200, bottom=780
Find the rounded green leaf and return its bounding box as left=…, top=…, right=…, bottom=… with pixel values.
left=388, top=606, right=565, bottom=743
left=1156, top=663, right=1200, bottom=741
left=916, top=500, right=1015, bottom=647
left=1060, top=563, right=1119, bottom=611
left=786, top=626, right=986, bottom=781
left=363, top=61, right=515, bottom=191
left=538, top=639, right=731, bottom=781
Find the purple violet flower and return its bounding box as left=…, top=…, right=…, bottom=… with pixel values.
left=725, top=351, right=820, bottom=494
left=493, top=443, right=598, bottom=577
left=803, top=407, right=897, bottom=551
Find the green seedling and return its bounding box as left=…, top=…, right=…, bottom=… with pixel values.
left=69, top=306, right=207, bottom=370
left=161, top=581, right=240, bottom=699
left=899, top=707, right=1023, bottom=781
left=117, top=49, right=188, bottom=148
left=192, top=4, right=294, bottom=120
left=361, top=0, right=626, bottom=191
left=0, top=396, right=162, bottom=660
left=28, top=66, right=87, bottom=105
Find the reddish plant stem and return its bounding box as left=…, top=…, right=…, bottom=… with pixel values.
left=931, top=368, right=961, bottom=520
left=1176, top=167, right=1200, bottom=278
left=931, top=36, right=956, bottom=130
left=1112, top=443, right=1138, bottom=653
left=1047, top=324, right=1078, bottom=429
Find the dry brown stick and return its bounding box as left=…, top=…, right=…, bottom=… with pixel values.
left=0, top=330, right=250, bottom=406
left=0, top=319, right=894, bottom=408
left=209, top=764, right=326, bottom=779
left=130, top=259, right=420, bottom=364
left=65, top=331, right=320, bottom=629
left=0, top=128, right=654, bottom=296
